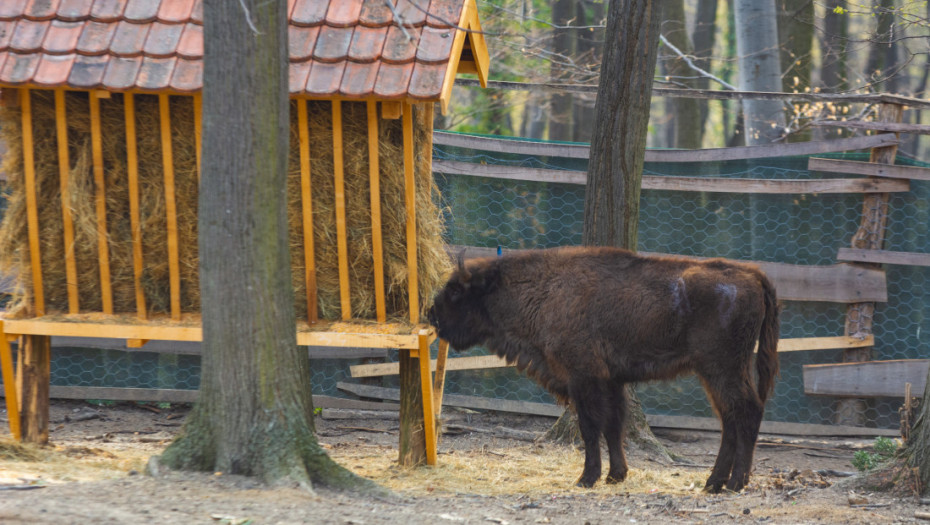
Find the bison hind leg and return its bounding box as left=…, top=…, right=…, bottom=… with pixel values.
left=604, top=381, right=629, bottom=484
left=570, top=381, right=612, bottom=488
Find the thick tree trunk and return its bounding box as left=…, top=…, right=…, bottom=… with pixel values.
left=157, top=0, right=373, bottom=492
left=734, top=0, right=786, bottom=144
left=691, top=0, right=718, bottom=143
left=553, top=0, right=669, bottom=460
left=777, top=0, right=813, bottom=142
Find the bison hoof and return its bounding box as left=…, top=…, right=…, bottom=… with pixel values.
left=703, top=479, right=726, bottom=494
left=605, top=471, right=627, bottom=484
left=725, top=478, right=748, bottom=492
left=575, top=476, right=599, bottom=488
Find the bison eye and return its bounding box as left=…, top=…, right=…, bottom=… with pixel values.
left=448, top=284, right=465, bottom=303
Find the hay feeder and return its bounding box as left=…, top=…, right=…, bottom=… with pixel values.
left=0, top=0, right=490, bottom=467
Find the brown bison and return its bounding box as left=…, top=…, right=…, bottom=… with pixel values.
left=427, top=246, right=779, bottom=492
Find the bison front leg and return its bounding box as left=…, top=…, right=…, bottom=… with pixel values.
left=604, top=381, right=629, bottom=484
left=571, top=384, right=606, bottom=488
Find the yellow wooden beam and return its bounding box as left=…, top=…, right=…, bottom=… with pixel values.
left=124, top=93, right=147, bottom=320
left=417, top=330, right=438, bottom=465
left=20, top=89, right=45, bottom=316
left=159, top=93, right=181, bottom=320
left=402, top=102, right=419, bottom=324
left=0, top=321, right=21, bottom=440
left=462, top=0, right=489, bottom=88
left=332, top=100, right=351, bottom=320
left=368, top=101, right=387, bottom=323
left=437, top=0, right=476, bottom=115
left=54, top=89, right=79, bottom=313
left=89, top=90, right=113, bottom=314
left=432, top=338, right=449, bottom=421
left=381, top=101, right=402, bottom=119
left=298, top=99, right=319, bottom=324
left=126, top=339, right=149, bottom=348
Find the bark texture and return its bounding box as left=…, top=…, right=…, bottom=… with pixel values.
left=734, top=0, right=786, bottom=144
left=157, top=0, right=374, bottom=492
left=906, top=365, right=930, bottom=495
left=663, top=0, right=703, bottom=149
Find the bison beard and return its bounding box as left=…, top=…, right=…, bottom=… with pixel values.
left=427, top=246, right=779, bottom=493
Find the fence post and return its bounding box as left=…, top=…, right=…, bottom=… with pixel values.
left=837, top=102, right=902, bottom=426
left=18, top=334, right=50, bottom=443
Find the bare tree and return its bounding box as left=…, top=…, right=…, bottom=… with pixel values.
left=734, top=0, right=787, bottom=144
left=156, top=0, right=375, bottom=492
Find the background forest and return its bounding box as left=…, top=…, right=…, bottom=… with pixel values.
left=440, top=0, right=930, bottom=159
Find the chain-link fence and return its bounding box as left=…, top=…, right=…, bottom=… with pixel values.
left=43, top=134, right=930, bottom=429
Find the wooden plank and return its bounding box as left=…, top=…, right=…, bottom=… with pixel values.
left=368, top=101, right=386, bottom=323
left=0, top=322, right=21, bottom=440
left=434, top=160, right=909, bottom=194
left=403, top=102, right=419, bottom=324
left=338, top=381, right=565, bottom=417
left=3, top=319, right=204, bottom=342
left=20, top=89, right=45, bottom=316
left=433, top=339, right=449, bottom=420
left=381, top=101, right=402, bottom=119
left=775, top=335, right=874, bottom=352
left=433, top=131, right=899, bottom=163
left=124, top=93, right=147, bottom=319
left=812, top=120, right=930, bottom=135
left=297, top=331, right=421, bottom=349
left=55, top=90, right=79, bottom=314
left=159, top=93, right=181, bottom=320
left=89, top=91, right=113, bottom=314
left=297, top=99, right=318, bottom=324
left=352, top=354, right=509, bottom=377
left=332, top=100, right=351, bottom=320
left=838, top=248, right=930, bottom=267
left=647, top=414, right=899, bottom=437
left=454, top=246, right=888, bottom=303
left=804, top=360, right=929, bottom=398
left=809, top=157, right=930, bottom=181
left=314, top=395, right=400, bottom=411
left=438, top=0, right=472, bottom=114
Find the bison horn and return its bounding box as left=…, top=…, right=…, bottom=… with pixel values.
left=457, top=249, right=471, bottom=281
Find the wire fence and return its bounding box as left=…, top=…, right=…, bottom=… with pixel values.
left=42, top=134, right=930, bottom=429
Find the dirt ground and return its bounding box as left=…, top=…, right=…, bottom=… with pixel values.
left=0, top=399, right=924, bottom=524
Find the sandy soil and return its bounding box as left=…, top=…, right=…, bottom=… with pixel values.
left=0, top=400, right=923, bottom=524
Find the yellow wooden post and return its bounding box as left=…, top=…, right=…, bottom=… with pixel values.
left=368, top=101, right=386, bottom=322
left=54, top=89, right=79, bottom=313
left=416, top=330, right=438, bottom=465
left=89, top=90, right=113, bottom=313
left=20, top=89, right=45, bottom=316
left=124, top=93, right=147, bottom=319
left=0, top=322, right=21, bottom=441
left=402, top=102, right=419, bottom=323
left=433, top=338, right=449, bottom=420
left=297, top=99, right=319, bottom=324
left=332, top=100, right=351, bottom=320
left=159, top=93, right=181, bottom=320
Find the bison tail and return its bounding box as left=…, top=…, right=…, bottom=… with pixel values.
left=756, top=274, right=780, bottom=403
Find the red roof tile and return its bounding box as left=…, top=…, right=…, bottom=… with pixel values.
left=68, top=52, right=108, bottom=86
left=89, top=0, right=127, bottom=23
left=0, top=0, right=480, bottom=102
left=57, top=0, right=94, bottom=21
left=34, top=52, right=76, bottom=85
left=25, top=0, right=63, bottom=21
left=43, top=20, right=85, bottom=55
left=76, top=20, right=116, bottom=55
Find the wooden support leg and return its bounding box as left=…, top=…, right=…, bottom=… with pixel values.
left=19, top=335, right=50, bottom=444
left=433, top=339, right=449, bottom=421
left=417, top=331, right=438, bottom=466
left=398, top=348, right=426, bottom=466
left=0, top=323, right=21, bottom=441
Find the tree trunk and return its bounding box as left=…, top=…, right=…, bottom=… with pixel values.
left=157, top=0, right=374, bottom=492
left=734, top=0, right=786, bottom=144
left=906, top=366, right=930, bottom=495
left=865, top=0, right=895, bottom=87
left=664, top=0, right=703, bottom=149
left=777, top=0, right=813, bottom=142
left=550, top=0, right=669, bottom=460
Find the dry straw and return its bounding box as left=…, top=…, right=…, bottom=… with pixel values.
left=0, top=91, right=450, bottom=323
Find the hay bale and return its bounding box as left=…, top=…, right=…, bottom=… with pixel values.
left=0, top=90, right=449, bottom=323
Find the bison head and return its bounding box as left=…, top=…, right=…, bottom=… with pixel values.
left=426, top=253, right=500, bottom=351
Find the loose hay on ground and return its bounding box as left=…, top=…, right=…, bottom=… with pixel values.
left=0, top=438, right=148, bottom=484
left=326, top=441, right=708, bottom=497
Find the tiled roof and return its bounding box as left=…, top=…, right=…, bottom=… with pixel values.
left=0, top=0, right=478, bottom=101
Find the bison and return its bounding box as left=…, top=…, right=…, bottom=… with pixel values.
left=427, top=246, right=779, bottom=493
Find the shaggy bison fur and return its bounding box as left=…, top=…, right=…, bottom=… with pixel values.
left=427, top=246, right=779, bottom=492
